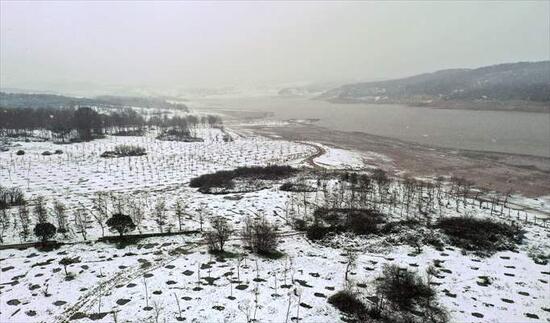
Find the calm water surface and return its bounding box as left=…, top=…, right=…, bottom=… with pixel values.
left=194, top=96, right=550, bottom=157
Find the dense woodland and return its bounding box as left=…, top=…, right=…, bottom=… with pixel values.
left=0, top=106, right=222, bottom=142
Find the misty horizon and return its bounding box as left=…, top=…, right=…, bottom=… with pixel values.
left=1, top=1, right=549, bottom=96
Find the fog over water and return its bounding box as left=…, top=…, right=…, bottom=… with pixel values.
left=195, top=96, right=550, bottom=157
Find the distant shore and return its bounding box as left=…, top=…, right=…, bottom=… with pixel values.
left=325, top=98, right=550, bottom=113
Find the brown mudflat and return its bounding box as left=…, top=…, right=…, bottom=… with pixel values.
left=240, top=122, right=550, bottom=198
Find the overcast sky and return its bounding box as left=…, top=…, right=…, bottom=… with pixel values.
left=1, top=1, right=549, bottom=94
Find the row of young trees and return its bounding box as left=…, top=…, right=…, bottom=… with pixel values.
left=283, top=169, right=516, bottom=229
left=0, top=187, right=283, bottom=258
left=0, top=191, right=198, bottom=243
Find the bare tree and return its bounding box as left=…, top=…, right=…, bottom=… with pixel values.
left=111, top=193, right=127, bottom=215
left=344, top=249, right=357, bottom=285
left=74, top=208, right=90, bottom=240
left=18, top=204, right=30, bottom=241
left=91, top=192, right=109, bottom=237
left=197, top=203, right=206, bottom=232
left=174, top=200, right=185, bottom=232
left=154, top=198, right=167, bottom=233
left=53, top=200, right=68, bottom=235
left=33, top=196, right=48, bottom=224
left=0, top=209, right=8, bottom=243
left=128, top=197, right=145, bottom=233
left=205, top=216, right=233, bottom=252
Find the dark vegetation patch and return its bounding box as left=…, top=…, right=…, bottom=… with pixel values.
left=279, top=182, right=317, bottom=192
left=156, top=128, right=203, bottom=142
left=328, top=265, right=448, bottom=322
left=328, top=290, right=368, bottom=320
left=306, top=208, right=384, bottom=241
left=375, top=265, right=448, bottom=322
left=435, top=216, right=523, bottom=255
left=101, top=144, right=146, bottom=158
left=376, top=265, right=435, bottom=312
left=190, top=165, right=298, bottom=193
left=112, top=129, right=145, bottom=136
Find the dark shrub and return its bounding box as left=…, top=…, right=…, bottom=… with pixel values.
left=233, top=165, right=296, bottom=179
left=112, top=129, right=144, bottom=136
left=114, top=145, right=146, bottom=157
left=292, top=218, right=308, bottom=231
left=381, top=220, right=421, bottom=234
left=101, top=145, right=146, bottom=158
left=34, top=222, right=56, bottom=242
left=16, top=150, right=25, bottom=155
left=348, top=210, right=385, bottom=235
left=376, top=265, right=435, bottom=311
left=189, top=170, right=235, bottom=190
left=309, top=208, right=385, bottom=239
left=279, top=182, right=316, bottom=192
left=190, top=165, right=298, bottom=192
left=436, top=216, right=522, bottom=253
left=100, top=151, right=117, bottom=158
left=279, top=182, right=293, bottom=191
left=306, top=223, right=337, bottom=241
left=156, top=128, right=203, bottom=142
left=328, top=290, right=367, bottom=317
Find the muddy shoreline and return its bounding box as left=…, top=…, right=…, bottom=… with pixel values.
left=237, top=122, right=550, bottom=197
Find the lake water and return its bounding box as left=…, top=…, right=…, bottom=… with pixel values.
left=193, top=96, right=550, bottom=157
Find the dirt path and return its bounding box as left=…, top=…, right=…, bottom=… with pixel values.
left=297, top=141, right=326, bottom=169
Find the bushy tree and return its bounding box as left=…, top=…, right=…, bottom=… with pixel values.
left=106, top=213, right=136, bottom=237
left=33, top=222, right=56, bottom=242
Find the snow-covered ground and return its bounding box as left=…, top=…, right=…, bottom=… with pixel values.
left=1, top=127, right=549, bottom=323
left=307, top=143, right=389, bottom=170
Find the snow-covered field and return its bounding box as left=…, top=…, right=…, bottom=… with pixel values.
left=1, top=127, right=549, bottom=323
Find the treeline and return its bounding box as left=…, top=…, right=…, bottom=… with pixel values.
left=0, top=106, right=222, bottom=142
left=95, top=95, right=188, bottom=111
left=0, top=107, right=144, bottom=141
left=0, top=92, right=189, bottom=112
